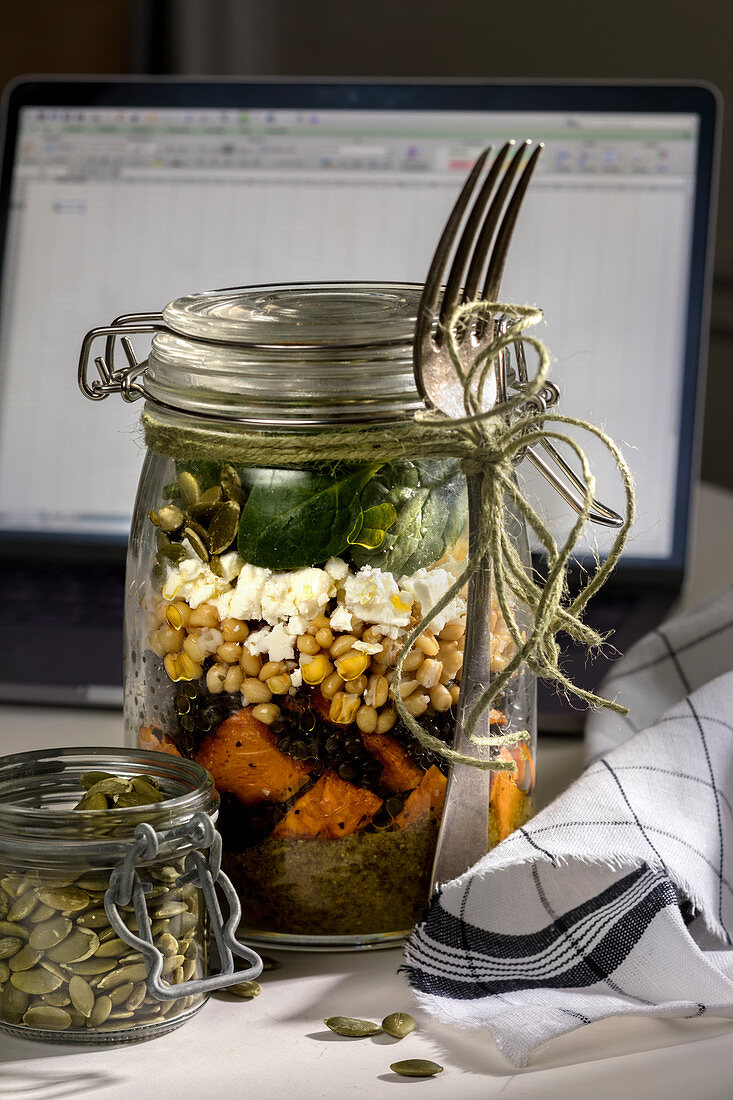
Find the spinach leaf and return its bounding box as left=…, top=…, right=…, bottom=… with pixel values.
left=349, top=459, right=467, bottom=576
left=237, top=464, right=382, bottom=570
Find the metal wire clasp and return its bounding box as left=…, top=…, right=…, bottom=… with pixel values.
left=103, top=813, right=262, bottom=1000
left=78, top=312, right=167, bottom=403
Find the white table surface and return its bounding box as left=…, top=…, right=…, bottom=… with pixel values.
left=1, top=481, right=732, bottom=1098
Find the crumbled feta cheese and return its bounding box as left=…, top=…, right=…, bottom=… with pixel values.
left=285, top=614, right=308, bottom=636
left=325, top=557, right=349, bottom=581
left=260, top=567, right=333, bottom=624
left=214, top=562, right=271, bottom=621
left=162, top=555, right=230, bottom=610
left=400, top=566, right=467, bottom=633
left=290, top=668, right=303, bottom=689
left=218, top=551, right=243, bottom=584
left=352, top=639, right=383, bottom=655
left=329, top=605, right=353, bottom=632
left=343, top=566, right=413, bottom=628
left=244, top=623, right=296, bottom=662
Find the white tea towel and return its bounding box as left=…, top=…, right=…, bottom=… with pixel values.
left=403, top=586, right=733, bottom=1066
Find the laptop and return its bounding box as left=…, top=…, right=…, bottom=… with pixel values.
left=0, top=78, right=720, bottom=728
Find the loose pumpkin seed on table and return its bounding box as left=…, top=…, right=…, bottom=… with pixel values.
left=381, top=1011, right=416, bottom=1039
left=323, top=1016, right=381, bottom=1037
left=390, top=1059, right=444, bottom=1077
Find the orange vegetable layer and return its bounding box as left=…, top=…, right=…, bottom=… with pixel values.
left=490, top=742, right=534, bottom=843
left=194, top=708, right=310, bottom=807
left=272, top=770, right=382, bottom=839
left=393, top=765, right=447, bottom=829
left=360, top=732, right=424, bottom=793
left=138, top=725, right=182, bottom=757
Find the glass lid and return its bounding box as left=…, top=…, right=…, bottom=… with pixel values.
left=162, top=282, right=423, bottom=348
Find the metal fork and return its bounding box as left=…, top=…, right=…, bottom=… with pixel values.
left=419, top=144, right=624, bottom=890
left=415, top=141, right=545, bottom=890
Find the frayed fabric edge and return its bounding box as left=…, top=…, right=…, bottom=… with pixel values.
left=433, top=849, right=730, bottom=946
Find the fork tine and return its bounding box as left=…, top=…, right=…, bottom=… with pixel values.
left=414, top=146, right=491, bottom=361
left=482, top=142, right=543, bottom=301
left=461, top=140, right=534, bottom=305
left=435, top=141, right=514, bottom=337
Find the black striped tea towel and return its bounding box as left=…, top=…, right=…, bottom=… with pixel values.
left=403, top=586, right=733, bottom=1066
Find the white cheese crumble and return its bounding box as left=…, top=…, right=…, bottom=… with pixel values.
left=399, top=566, right=466, bottom=633
left=342, top=566, right=413, bottom=628
left=214, top=562, right=271, bottom=621
left=329, top=604, right=353, bottom=632
left=162, top=543, right=231, bottom=609
left=243, top=623, right=296, bottom=662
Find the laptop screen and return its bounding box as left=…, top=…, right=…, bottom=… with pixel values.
left=0, top=82, right=717, bottom=581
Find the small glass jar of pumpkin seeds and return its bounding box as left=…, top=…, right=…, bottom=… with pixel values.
left=79, top=283, right=537, bottom=950
left=0, top=747, right=262, bottom=1042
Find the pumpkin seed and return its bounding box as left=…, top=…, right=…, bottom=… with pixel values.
left=97, top=926, right=117, bottom=944
left=0, top=896, right=7, bottom=920
left=22, top=1004, right=72, bottom=1031
left=28, top=903, right=56, bottom=924
left=76, top=791, right=110, bottom=811
left=153, top=899, right=188, bottom=919
left=125, top=983, right=147, bottom=1011
left=7, top=892, right=38, bottom=922
left=208, top=500, right=240, bottom=554
left=184, top=527, right=209, bottom=562
left=188, top=500, right=217, bottom=524
left=157, top=542, right=187, bottom=567
left=108, top=982, right=135, bottom=1006
left=324, top=1016, right=381, bottom=1037
left=260, top=955, right=282, bottom=971
left=69, top=975, right=95, bottom=1017
left=0, top=961, right=9, bottom=982
left=41, top=989, right=72, bottom=1007
left=66, top=1005, right=87, bottom=1028
left=1, top=983, right=28, bottom=1023
left=76, top=908, right=110, bottom=928
left=155, top=932, right=179, bottom=958
left=83, top=778, right=131, bottom=799
left=8, top=945, right=43, bottom=972
left=130, top=778, right=165, bottom=803
left=37, top=885, right=90, bottom=913
left=0, top=920, right=29, bottom=940
left=181, top=957, right=198, bottom=982
left=390, top=1060, right=444, bottom=1078
left=157, top=504, right=185, bottom=532
left=1, top=875, right=23, bottom=897
left=381, top=1012, right=417, bottom=1039
left=0, top=936, right=22, bottom=959
left=11, top=967, right=63, bottom=995
left=227, top=979, right=262, bottom=999
left=40, top=959, right=68, bottom=980
left=108, top=1009, right=135, bottom=1020
left=80, top=771, right=116, bottom=790
left=97, top=963, right=148, bottom=990
left=178, top=471, right=201, bottom=509
left=87, top=994, right=112, bottom=1027
left=75, top=872, right=112, bottom=892
left=29, top=917, right=72, bottom=950
left=161, top=953, right=185, bottom=976
left=94, top=937, right=129, bottom=958
left=46, top=927, right=99, bottom=964
left=66, top=957, right=116, bottom=976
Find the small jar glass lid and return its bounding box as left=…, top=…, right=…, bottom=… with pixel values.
left=162, top=282, right=422, bottom=348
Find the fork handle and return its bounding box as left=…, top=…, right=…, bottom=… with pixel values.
left=428, top=473, right=494, bottom=891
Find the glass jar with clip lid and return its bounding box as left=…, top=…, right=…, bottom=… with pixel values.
left=0, top=746, right=262, bottom=1042
left=77, top=282, right=596, bottom=950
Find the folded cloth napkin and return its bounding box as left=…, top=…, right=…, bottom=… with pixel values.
left=403, top=586, right=733, bottom=1066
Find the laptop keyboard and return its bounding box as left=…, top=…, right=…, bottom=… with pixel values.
left=5, top=564, right=124, bottom=628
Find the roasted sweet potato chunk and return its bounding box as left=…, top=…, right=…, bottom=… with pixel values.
left=393, top=765, right=447, bottom=829
left=194, top=708, right=310, bottom=806
left=272, top=770, right=381, bottom=839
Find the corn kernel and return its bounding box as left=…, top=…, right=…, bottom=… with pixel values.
left=335, top=651, right=369, bottom=682
left=329, top=692, right=361, bottom=725
left=301, top=654, right=331, bottom=685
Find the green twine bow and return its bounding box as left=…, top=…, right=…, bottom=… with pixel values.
left=142, top=298, right=635, bottom=773
left=389, top=299, right=636, bottom=771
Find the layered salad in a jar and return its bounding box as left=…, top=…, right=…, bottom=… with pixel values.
left=131, top=457, right=533, bottom=941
